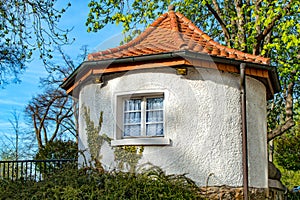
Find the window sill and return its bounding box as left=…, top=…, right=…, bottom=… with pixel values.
left=111, top=137, right=171, bottom=146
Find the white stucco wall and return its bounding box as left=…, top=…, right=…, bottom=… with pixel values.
left=78, top=66, right=267, bottom=188
left=246, top=75, right=268, bottom=188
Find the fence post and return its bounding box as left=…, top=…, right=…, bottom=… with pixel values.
left=0, top=159, right=76, bottom=181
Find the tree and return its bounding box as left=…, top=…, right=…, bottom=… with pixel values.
left=272, top=114, right=300, bottom=189
left=25, top=88, right=76, bottom=149
left=25, top=46, right=87, bottom=151
left=0, top=110, right=35, bottom=160
left=0, top=0, right=72, bottom=86
left=275, top=124, right=300, bottom=171
left=35, top=140, right=77, bottom=160
left=273, top=99, right=300, bottom=171
left=86, top=0, right=299, bottom=141
left=8, top=110, right=21, bottom=160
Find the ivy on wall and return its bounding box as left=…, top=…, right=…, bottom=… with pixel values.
left=83, top=106, right=111, bottom=172
left=114, top=146, right=144, bottom=173
left=82, top=105, right=143, bottom=173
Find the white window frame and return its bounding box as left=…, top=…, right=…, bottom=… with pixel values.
left=112, top=90, right=171, bottom=146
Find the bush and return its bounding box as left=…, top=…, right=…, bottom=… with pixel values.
left=286, top=192, right=300, bottom=200
left=35, top=140, right=77, bottom=160
left=275, top=163, right=300, bottom=190
left=0, top=166, right=203, bottom=199
left=275, top=132, right=300, bottom=171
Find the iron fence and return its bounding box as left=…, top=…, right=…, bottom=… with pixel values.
left=0, top=159, right=76, bottom=181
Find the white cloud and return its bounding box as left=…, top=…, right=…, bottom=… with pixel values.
left=0, top=121, right=11, bottom=127
left=0, top=99, right=25, bottom=107
left=0, top=121, right=12, bottom=134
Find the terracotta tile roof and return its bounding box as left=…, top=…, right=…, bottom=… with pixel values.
left=88, top=7, right=270, bottom=65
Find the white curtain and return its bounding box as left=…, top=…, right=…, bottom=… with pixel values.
left=146, top=97, right=163, bottom=136
left=123, top=97, right=164, bottom=137
left=124, top=99, right=141, bottom=136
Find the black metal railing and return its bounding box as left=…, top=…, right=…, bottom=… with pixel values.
left=0, top=159, right=76, bottom=181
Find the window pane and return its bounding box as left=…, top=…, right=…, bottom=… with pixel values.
left=124, top=125, right=141, bottom=137
left=125, top=99, right=141, bottom=111
left=122, top=95, right=164, bottom=137
left=146, top=97, right=163, bottom=110
left=146, top=123, right=164, bottom=136
left=146, top=110, right=163, bottom=122
left=124, top=112, right=141, bottom=124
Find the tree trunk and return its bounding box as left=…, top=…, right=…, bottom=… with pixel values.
left=267, top=80, right=295, bottom=141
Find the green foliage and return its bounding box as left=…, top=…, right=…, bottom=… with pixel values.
left=0, top=166, right=203, bottom=199
left=86, top=0, right=169, bottom=42
left=35, top=140, right=77, bottom=160
left=33, top=140, right=77, bottom=176
left=274, top=118, right=300, bottom=171
left=0, top=0, right=72, bottom=86
left=276, top=161, right=300, bottom=199
left=274, top=115, right=300, bottom=193
left=276, top=164, right=300, bottom=190
left=86, top=0, right=221, bottom=43
left=275, top=133, right=300, bottom=171
left=86, top=0, right=300, bottom=55
left=114, top=146, right=144, bottom=173
left=263, top=9, right=300, bottom=79
left=274, top=101, right=300, bottom=169
left=287, top=192, right=300, bottom=200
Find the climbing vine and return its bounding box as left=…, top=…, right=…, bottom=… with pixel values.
left=114, top=146, right=144, bottom=173
left=83, top=106, right=111, bottom=171
left=82, top=105, right=144, bottom=173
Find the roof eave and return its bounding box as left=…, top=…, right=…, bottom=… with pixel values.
left=60, top=51, right=188, bottom=90
left=182, top=50, right=281, bottom=93
left=61, top=50, right=280, bottom=95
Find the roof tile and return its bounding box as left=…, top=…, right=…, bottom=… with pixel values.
left=88, top=9, right=270, bottom=65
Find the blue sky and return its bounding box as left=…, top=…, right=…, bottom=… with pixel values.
left=0, top=1, right=123, bottom=148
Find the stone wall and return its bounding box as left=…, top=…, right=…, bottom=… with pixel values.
left=199, top=185, right=286, bottom=200
left=268, top=179, right=286, bottom=200
left=199, top=186, right=266, bottom=200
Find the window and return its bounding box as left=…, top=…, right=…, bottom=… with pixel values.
left=112, top=92, right=170, bottom=146
left=123, top=96, right=164, bottom=137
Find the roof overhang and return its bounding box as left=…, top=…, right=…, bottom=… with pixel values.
left=61, top=50, right=280, bottom=100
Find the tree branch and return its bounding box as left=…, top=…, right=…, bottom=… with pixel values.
left=30, top=106, right=43, bottom=149
left=268, top=76, right=295, bottom=141
left=255, top=0, right=293, bottom=54
left=204, top=2, right=231, bottom=46
left=49, top=96, right=71, bottom=142
left=285, top=79, right=294, bottom=121
left=234, top=0, right=247, bottom=52
left=267, top=119, right=295, bottom=141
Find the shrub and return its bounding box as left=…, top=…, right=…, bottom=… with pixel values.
left=35, top=140, right=77, bottom=160
left=286, top=192, right=300, bottom=200
left=0, top=166, right=203, bottom=199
